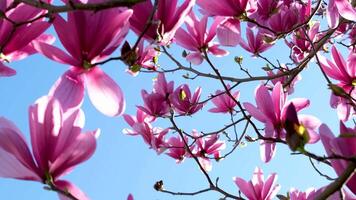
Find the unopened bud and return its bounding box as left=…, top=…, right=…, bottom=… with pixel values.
left=234, top=56, right=243, bottom=64
left=154, top=180, right=164, bottom=191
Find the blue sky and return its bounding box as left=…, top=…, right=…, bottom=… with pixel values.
left=0, top=2, right=351, bottom=200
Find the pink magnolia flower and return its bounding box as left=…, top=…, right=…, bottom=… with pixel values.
left=327, top=0, right=356, bottom=28
left=196, top=0, right=256, bottom=46
left=209, top=85, right=240, bottom=114
left=138, top=90, right=171, bottom=117
left=268, top=1, right=311, bottom=34
left=123, top=110, right=168, bottom=154
left=122, top=41, right=159, bottom=76
left=192, top=132, right=226, bottom=171
left=153, top=73, right=174, bottom=98
left=250, top=0, right=281, bottom=22
left=288, top=187, right=355, bottom=200
left=319, top=122, right=356, bottom=194
left=130, top=0, right=196, bottom=45
left=197, top=0, right=256, bottom=17
left=233, top=167, right=281, bottom=200
left=171, top=84, right=204, bottom=115
left=34, top=3, right=133, bottom=116
left=319, top=46, right=355, bottom=121
left=240, top=27, right=273, bottom=55
left=0, top=96, right=99, bottom=200
left=165, top=135, right=189, bottom=163
left=175, top=12, right=228, bottom=65
left=286, top=22, right=321, bottom=62
left=0, top=0, right=53, bottom=77
left=243, top=82, right=318, bottom=162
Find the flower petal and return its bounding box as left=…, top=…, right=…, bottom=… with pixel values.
left=85, top=67, right=125, bottom=116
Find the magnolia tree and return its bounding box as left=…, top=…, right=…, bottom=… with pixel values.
left=0, top=0, right=355, bottom=199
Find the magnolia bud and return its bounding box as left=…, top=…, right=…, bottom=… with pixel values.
left=154, top=180, right=164, bottom=191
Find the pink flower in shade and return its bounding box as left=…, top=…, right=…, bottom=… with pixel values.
left=233, top=167, right=281, bottom=200
left=284, top=103, right=320, bottom=151
left=250, top=0, right=281, bottom=23
left=0, top=0, right=53, bottom=77
left=165, top=136, right=189, bottom=163
left=240, top=27, right=273, bottom=55
left=266, top=64, right=301, bottom=94
left=196, top=0, right=257, bottom=46
left=268, top=1, right=311, bottom=34
left=327, top=0, right=356, bottom=28
left=0, top=96, right=99, bottom=200
left=197, top=0, right=255, bottom=17
left=171, top=84, right=204, bottom=115
left=286, top=22, right=321, bottom=62
left=175, top=12, right=228, bottom=65
left=130, top=0, right=196, bottom=45
left=192, top=132, right=226, bottom=171
left=34, top=4, right=133, bottom=116
left=208, top=85, right=240, bottom=114
left=123, top=110, right=168, bottom=154
left=318, top=46, right=355, bottom=121
left=319, top=122, right=356, bottom=194
left=122, top=41, right=159, bottom=76
left=243, top=82, right=316, bottom=162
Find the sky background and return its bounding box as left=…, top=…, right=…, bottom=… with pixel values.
left=0, top=1, right=353, bottom=200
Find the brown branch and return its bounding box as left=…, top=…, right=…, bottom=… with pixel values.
left=315, top=162, right=356, bottom=200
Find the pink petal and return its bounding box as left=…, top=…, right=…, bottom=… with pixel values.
left=186, top=52, right=204, bottom=65
left=51, top=130, right=98, bottom=178
left=298, top=114, right=321, bottom=143
left=49, top=69, right=85, bottom=113
left=260, top=123, right=276, bottom=163
left=335, top=0, right=356, bottom=22
left=32, top=41, right=80, bottom=66
left=55, top=180, right=90, bottom=200
left=85, top=67, right=125, bottom=116
left=217, top=18, right=241, bottom=46
left=233, top=177, right=257, bottom=200
left=208, top=45, right=229, bottom=57
left=255, top=85, right=276, bottom=123
left=0, top=117, right=40, bottom=180
left=243, top=102, right=267, bottom=123
left=0, top=62, right=16, bottom=77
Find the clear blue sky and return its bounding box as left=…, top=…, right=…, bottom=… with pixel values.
left=0, top=2, right=350, bottom=200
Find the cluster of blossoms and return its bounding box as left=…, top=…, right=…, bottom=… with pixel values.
left=0, top=0, right=355, bottom=199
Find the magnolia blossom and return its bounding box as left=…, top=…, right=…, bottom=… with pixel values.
left=192, top=132, right=226, bottom=171
left=175, top=12, right=228, bottom=65
left=123, top=110, right=168, bottom=154
left=0, top=96, right=99, bottom=200
left=243, top=82, right=320, bottom=162
left=288, top=187, right=355, bottom=200
left=0, top=0, right=53, bottom=77
left=240, top=27, right=273, bottom=55
left=319, top=46, right=355, bottom=121
left=34, top=2, right=132, bottom=116
left=196, top=0, right=256, bottom=46
left=233, top=167, right=281, bottom=200
left=165, top=136, right=189, bottom=163
left=130, top=0, right=196, bottom=45
left=209, top=85, right=240, bottom=113
left=319, top=122, right=356, bottom=194
left=286, top=22, right=321, bottom=62
left=327, top=0, right=356, bottom=28
left=171, top=84, right=204, bottom=115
